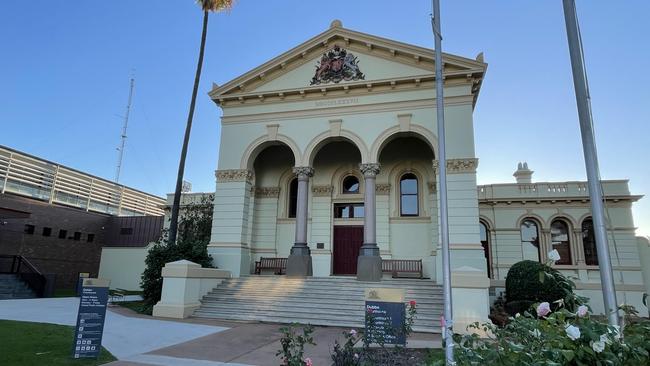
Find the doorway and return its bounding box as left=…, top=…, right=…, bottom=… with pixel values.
left=332, top=226, right=364, bottom=275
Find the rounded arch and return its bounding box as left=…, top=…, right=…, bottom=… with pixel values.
left=479, top=215, right=495, bottom=231
left=241, top=134, right=301, bottom=170
left=387, top=163, right=431, bottom=217
left=578, top=213, right=593, bottom=226
left=370, top=125, right=438, bottom=163
left=548, top=214, right=578, bottom=229
left=302, top=130, right=369, bottom=166
left=516, top=213, right=547, bottom=229
left=331, top=166, right=364, bottom=197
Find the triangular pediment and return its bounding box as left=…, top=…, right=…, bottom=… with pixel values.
left=209, top=20, right=487, bottom=104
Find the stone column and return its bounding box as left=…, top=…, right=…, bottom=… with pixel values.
left=286, top=166, right=314, bottom=277
left=357, top=163, right=382, bottom=282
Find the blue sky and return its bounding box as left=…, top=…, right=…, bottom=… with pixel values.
left=1, top=1, right=648, bottom=235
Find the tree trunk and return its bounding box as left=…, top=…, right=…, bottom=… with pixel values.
left=168, top=10, right=209, bottom=245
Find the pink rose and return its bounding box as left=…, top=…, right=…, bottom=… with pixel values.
left=409, top=300, right=416, bottom=307
left=536, top=302, right=551, bottom=317
left=349, top=329, right=357, bottom=336
left=304, top=358, right=313, bottom=366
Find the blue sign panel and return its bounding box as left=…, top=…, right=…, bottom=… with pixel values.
left=365, top=301, right=406, bottom=345
left=72, top=279, right=109, bottom=359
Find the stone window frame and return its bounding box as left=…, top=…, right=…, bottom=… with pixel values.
left=341, top=175, right=360, bottom=194
left=388, top=167, right=430, bottom=219
left=399, top=172, right=420, bottom=217
left=479, top=219, right=493, bottom=279
left=581, top=216, right=598, bottom=266
left=519, top=217, right=542, bottom=262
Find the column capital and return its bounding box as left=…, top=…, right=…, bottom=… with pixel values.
left=359, top=163, right=381, bottom=177
left=292, top=166, right=314, bottom=179
left=215, top=169, right=254, bottom=183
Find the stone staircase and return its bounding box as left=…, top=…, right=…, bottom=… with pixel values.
left=193, top=276, right=443, bottom=333
left=0, top=274, right=36, bottom=300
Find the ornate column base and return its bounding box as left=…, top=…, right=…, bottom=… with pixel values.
left=356, top=243, right=382, bottom=282
left=286, top=243, right=313, bottom=277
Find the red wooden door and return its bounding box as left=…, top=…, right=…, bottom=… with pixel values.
left=333, top=226, right=364, bottom=275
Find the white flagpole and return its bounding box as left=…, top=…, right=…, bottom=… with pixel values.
left=562, top=0, right=619, bottom=327
left=431, top=0, right=455, bottom=363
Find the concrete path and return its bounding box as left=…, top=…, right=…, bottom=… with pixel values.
left=0, top=297, right=227, bottom=361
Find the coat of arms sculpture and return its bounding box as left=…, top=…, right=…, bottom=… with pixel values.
left=310, top=46, right=365, bottom=85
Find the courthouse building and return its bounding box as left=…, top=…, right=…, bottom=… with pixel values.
left=163, top=21, right=649, bottom=328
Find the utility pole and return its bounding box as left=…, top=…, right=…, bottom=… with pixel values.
left=562, top=0, right=619, bottom=327
left=115, top=77, right=135, bottom=183
left=431, top=0, right=455, bottom=363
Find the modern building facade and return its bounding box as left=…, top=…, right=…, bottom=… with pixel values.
left=203, top=21, right=648, bottom=325
left=0, top=146, right=165, bottom=289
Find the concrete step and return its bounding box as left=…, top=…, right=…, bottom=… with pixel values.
left=195, top=276, right=442, bottom=333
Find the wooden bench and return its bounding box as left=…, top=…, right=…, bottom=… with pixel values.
left=381, top=259, right=423, bottom=279
left=254, top=257, right=287, bottom=275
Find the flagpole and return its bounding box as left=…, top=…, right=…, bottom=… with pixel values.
left=431, top=0, right=455, bottom=363
left=562, top=0, right=619, bottom=327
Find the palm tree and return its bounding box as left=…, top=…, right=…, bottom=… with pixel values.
left=168, top=0, right=235, bottom=246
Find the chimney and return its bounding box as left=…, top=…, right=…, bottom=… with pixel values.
left=513, top=162, right=534, bottom=184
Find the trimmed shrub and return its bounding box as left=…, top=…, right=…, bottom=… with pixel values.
left=505, top=260, right=583, bottom=315
left=140, top=197, right=214, bottom=312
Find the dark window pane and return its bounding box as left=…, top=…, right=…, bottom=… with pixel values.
left=479, top=222, right=491, bottom=278
left=73, top=232, right=82, bottom=241
left=479, top=222, right=488, bottom=242
left=582, top=219, right=597, bottom=265
left=342, top=176, right=359, bottom=194
left=24, top=224, right=35, bottom=235
left=288, top=178, right=298, bottom=218
left=87, top=234, right=95, bottom=243
left=401, top=195, right=418, bottom=216
left=120, top=227, right=133, bottom=235
left=551, top=220, right=572, bottom=265
left=42, top=227, right=52, bottom=237
left=59, top=229, right=67, bottom=239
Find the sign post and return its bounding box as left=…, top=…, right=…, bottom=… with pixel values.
left=72, top=278, right=110, bottom=359
left=364, top=288, right=406, bottom=345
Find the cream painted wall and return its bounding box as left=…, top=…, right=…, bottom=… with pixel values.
left=98, top=246, right=150, bottom=291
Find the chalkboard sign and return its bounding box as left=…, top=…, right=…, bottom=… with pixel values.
left=72, top=278, right=110, bottom=359
left=364, top=288, right=406, bottom=345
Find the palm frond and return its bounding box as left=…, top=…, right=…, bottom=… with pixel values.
left=196, top=0, right=235, bottom=12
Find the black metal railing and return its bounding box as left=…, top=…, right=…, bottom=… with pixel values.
left=0, top=254, right=46, bottom=297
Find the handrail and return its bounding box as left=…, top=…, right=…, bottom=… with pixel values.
left=0, top=254, right=46, bottom=297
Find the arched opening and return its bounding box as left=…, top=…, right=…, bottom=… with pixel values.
left=551, top=219, right=572, bottom=265
left=480, top=221, right=492, bottom=278
left=312, top=139, right=363, bottom=276
left=251, top=143, right=295, bottom=219
left=520, top=218, right=541, bottom=262
left=582, top=218, right=598, bottom=265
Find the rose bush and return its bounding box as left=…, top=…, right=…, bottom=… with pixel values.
left=434, top=304, right=650, bottom=366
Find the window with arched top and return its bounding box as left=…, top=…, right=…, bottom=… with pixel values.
left=288, top=178, right=298, bottom=218
left=400, top=173, right=418, bottom=216
left=521, top=219, right=541, bottom=262
left=551, top=219, right=572, bottom=265
left=342, top=175, right=360, bottom=194
left=582, top=218, right=598, bottom=265
left=480, top=221, right=492, bottom=278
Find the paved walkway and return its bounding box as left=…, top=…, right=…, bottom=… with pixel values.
left=0, top=297, right=440, bottom=366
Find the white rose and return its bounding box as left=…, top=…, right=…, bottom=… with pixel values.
left=576, top=305, right=589, bottom=317
left=548, top=249, right=561, bottom=262
left=591, top=340, right=605, bottom=353
left=600, top=334, right=612, bottom=345
left=565, top=325, right=581, bottom=341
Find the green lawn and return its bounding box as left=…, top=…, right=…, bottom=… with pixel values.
left=0, top=320, right=116, bottom=366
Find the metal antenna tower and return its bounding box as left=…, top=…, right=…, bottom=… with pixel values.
left=115, top=77, right=135, bottom=183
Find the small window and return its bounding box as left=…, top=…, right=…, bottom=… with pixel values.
left=24, top=224, right=35, bottom=235
left=400, top=173, right=418, bottom=216
left=73, top=232, right=82, bottom=241
left=288, top=178, right=298, bottom=218
left=42, top=227, right=52, bottom=237
left=120, top=227, right=134, bottom=235
left=59, top=229, right=68, bottom=239
left=334, top=203, right=364, bottom=218
left=342, top=176, right=360, bottom=194
left=480, top=221, right=492, bottom=278
left=551, top=219, right=572, bottom=265
left=520, top=219, right=540, bottom=262
left=582, top=218, right=597, bottom=265
left=87, top=234, right=95, bottom=243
